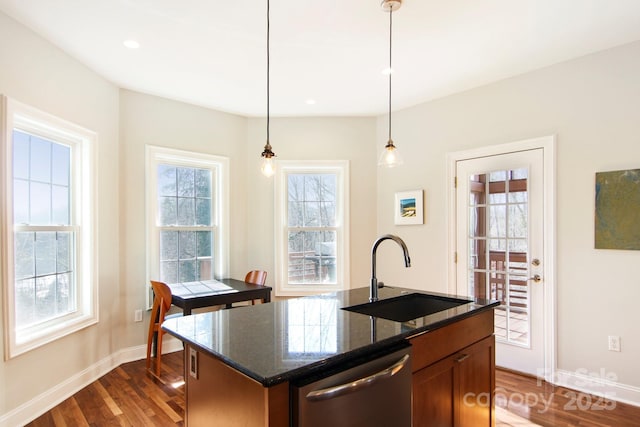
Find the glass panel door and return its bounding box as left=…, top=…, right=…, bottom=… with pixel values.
left=456, top=147, right=546, bottom=376
left=468, top=168, right=530, bottom=346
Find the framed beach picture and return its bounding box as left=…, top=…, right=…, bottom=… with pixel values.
left=394, top=190, right=423, bottom=225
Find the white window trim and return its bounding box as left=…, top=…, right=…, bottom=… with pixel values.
left=274, top=160, right=350, bottom=296
left=145, top=145, right=229, bottom=306
left=1, top=95, right=98, bottom=359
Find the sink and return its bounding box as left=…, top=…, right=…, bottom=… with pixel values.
left=342, top=293, right=471, bottom=322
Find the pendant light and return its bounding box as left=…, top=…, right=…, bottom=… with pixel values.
left=261, top=0, right=276, bottom=177
left=378, top=0, right=403, bottom=168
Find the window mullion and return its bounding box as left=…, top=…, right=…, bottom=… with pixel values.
left=157, top=225, right=214, bottom=231
left=287, top=227, right=338, bottom=232
left=14, top=225, right=76, bottom=232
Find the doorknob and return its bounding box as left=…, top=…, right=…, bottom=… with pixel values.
left=529, top=274, right=541, bottom=283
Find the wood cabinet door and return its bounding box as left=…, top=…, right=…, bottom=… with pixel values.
left=412, top=354, right=458, bottom=427
left=457, top=336, right=495, bottom=427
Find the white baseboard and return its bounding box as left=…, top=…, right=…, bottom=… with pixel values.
left=0, top=337, right=184, bottom=427
left=554, top=369, right=640, bottom=408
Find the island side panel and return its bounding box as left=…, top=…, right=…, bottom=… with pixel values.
left=185, top=345, right=289, bottom=427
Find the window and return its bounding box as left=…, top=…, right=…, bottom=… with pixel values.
left=275, top=160, right=349, bottom=296
left=146, top=146, right=229, bottom=301
left=1, top=96, right=98, bottom=359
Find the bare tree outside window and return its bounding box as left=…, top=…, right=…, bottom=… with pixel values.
left=12, top=130, right=76, bottom=330
left=287, top=174, right=337, bottom=285
left=157, top=164, right=213, bottom=283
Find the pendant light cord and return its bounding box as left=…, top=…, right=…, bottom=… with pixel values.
left=388, top=5, right=393, bottom=142
left=267, top=0, right=270, bottom=144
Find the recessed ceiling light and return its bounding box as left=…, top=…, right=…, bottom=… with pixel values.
left=123, top=39, right=140, bottom=49
left=305, top=98, right=316, bottom=105
left=382, top=67, right=393, bottom=75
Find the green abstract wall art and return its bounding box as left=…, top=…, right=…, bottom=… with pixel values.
left=595, top=168, right=640, bottom=250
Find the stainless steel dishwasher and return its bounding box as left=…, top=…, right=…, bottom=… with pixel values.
left=291, top=343, right=412, bottom=427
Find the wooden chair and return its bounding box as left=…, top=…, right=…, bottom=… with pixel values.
left=146, top=280, right=174, bottom=377
left=245, top=270, right=267, bottom=305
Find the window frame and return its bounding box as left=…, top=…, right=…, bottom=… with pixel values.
left=1, top=96, right=98, bottom=359
left=274, top=160, right=350, bottom=296
left=145, top=145, right=229, bottom=306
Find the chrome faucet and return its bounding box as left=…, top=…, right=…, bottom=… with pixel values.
left=370, top=234, right=411, bottom=302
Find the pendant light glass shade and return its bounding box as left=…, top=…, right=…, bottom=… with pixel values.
left=261, top=143, right=275, bottom=177
left=261, top=0, right=276, bottom=177
left=261, top=158, right=275, bottom=177
left=378, top=139, right=404, bottom=167
left=379, top=0, right=402, bottom=168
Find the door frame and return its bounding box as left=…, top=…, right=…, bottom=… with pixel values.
left=446, top=135, right=557, bottom=383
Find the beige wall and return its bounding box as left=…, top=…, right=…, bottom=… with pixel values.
left=118, top=90, right=248, bottom=347
left=0, top=11, right=120, bottom=417
left=375, top=41, right=640, bottom=388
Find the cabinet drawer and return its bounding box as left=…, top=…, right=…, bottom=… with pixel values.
left=409, top=310, right=494, bottom=372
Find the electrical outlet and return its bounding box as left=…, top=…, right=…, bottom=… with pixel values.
left=189, top=347, right=198, bottom=379
left=134, top=309, right=143, bottom=322
left=608, top=335, right=621, bottom=352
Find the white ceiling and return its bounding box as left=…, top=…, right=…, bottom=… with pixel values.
left=2, top=0, right=640, bottom=117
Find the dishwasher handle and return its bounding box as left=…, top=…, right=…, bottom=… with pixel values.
left=305, top=354, right=410, bottom=402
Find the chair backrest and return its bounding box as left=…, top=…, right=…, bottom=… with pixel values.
left=150, top=280, right=172, bottom=313
left=245, top=270, right=267, bottom=286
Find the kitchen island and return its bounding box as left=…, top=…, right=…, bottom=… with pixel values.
left=162, top=286, right=499, bottom=426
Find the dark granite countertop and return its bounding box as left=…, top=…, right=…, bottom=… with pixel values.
left=162, top=286, right=499, bottom=386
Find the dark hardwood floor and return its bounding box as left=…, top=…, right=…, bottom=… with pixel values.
left=495, top=368, right=640, bottom=427
left=25, top=351, right=640, bottom=426
left=26, top=352, right=185, bottom=427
